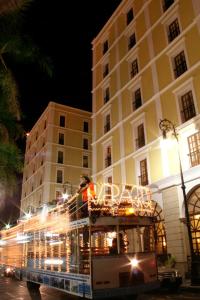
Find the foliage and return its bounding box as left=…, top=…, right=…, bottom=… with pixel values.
left=0, top=0, right=52, bottom=195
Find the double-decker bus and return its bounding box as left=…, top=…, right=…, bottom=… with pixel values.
left=0, top=183, right=159, bottom=299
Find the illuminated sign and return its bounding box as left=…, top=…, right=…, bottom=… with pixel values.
left=88, top=183, right=153, bottom=216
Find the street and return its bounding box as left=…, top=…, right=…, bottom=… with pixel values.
left=0, top=275, right=199, bottom=300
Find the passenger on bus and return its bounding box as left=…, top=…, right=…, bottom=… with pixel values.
left=109, top=233, right=126, bottom=255
left=77, top=175, right=96, bottom=217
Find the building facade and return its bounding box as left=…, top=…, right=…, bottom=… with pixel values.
left=21, top=102, right=92, bottom=214
left=92, top=0, right=200, bottom=278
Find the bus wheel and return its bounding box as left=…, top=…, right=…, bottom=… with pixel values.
left=26, top=281, right=40, bottom=291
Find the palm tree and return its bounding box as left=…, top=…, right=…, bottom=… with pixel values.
left=0, top=0, right=52, bottom=196
left=0, top=0, right=31, bottom=15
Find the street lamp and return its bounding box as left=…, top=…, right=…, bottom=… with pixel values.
left=159, top=118, right=196, bottom=285
left=62, top=181, right=73, bottom=202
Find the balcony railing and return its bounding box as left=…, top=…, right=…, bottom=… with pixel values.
left=174, top=60, right=187, bottom=78
left=138, top=175, right=148, bottom=186
left=105, top=156, right=112, bottom=168
left=133, top=97, right=142, bottom=110
left=135, top=137, right=145, bottom=149
left=181, top=104, right=196, bottom=122
left=128, top=34, right=136, bottom=50
left=104, top=123, right=110, bottom=133
left=130, top=66, right=138, bottom=78
left=168, top=24, right=180, bottom=42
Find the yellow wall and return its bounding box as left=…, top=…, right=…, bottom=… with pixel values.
left=125, top=158, right=136, bottom=185
left=152, top=24, right=166, bottom=57
left=149, top=142, right=163, bottom=182
left=148, top=0, right=161, bottom=26
left=156, top=55, right=172, bottom=90
left=135, top=11, right=146, bottom=40
left=141, top=67, right=154, bottom=102
left=139, top=38, right=150, bottom=70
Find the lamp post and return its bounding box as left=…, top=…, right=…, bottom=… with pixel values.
left=159, top=118, right=196, bottom=284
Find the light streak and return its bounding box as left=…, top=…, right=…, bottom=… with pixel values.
left=49, top=240, right=63, bottom=246
left=44, top=259, right=63, bottom=265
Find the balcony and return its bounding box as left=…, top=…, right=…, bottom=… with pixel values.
left=174, top=60, right=187, bottom=78
left=133, top=96, right=142, bottom=111
left=104, top=122, right=110, bottom=133
left=105, top=156, right=112, bottom=168
left=188, top=150, right=200, bottom=167
left=138, top=175, right=148, bottom=186
left=135, top=137, right=145, bottom=149
left=181, top=104, right=196, bottom=122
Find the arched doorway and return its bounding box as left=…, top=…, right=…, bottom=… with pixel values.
left=187, top=185, right=200, bottom=255
left=143, top=200, right=167, bottom=255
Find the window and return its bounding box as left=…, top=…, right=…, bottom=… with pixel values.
left=104, top=87, right=110, bottom=104
left=42, top=138, right=45, bottom=147
left=132, top=88, right=142, bottom=111
left=105, top=146, right=112, bottom=168
left=128, top=33, right=136, bottom=50
left=57, top=151, right=64, bottom=164
left=168, top=18, right=180, bottom=42
left=163, top=0, right=174, bottom=12
left=105, top=176, right=112, bottom=200
left=136, top=124, right=145, bottom=149
left=180, top=91, right=196, bottom=123
left=188, top=132, right=200, bottom=167
left=83, top=138, right=88, bottom=150
left=104, top=114, right=111, bottom=133
left=103, top=40, right=108, bottom=54
left=126, top=8, right=134, bottom=25
left=57, top=170, right=63, bottom=183
left=174, top=51, right=187, bottom=78
left=83, top=155, right=89, bottom=168
left=58, top=133, right=64, bottom=145
left=44, top=120, right=47, bottom=129
left=139, top=159, right=148, bottom=186
left=59, top=115, right=65, bottom=127
left=103, top=63, right=109, bottom=78
left=83, top=121, right=89, bottom=133
left=130, top=59, right=138, bottom=78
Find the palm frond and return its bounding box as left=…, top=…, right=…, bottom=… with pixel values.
left=0, top=0, right=33, bottom=16
left=0, top=68, right=20, bottom=120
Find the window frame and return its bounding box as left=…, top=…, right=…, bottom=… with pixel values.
left=103, top=40, right=109, bottom=55
left=126, top=8, right=134, bottom=25
left=83, top=121, right=89, bottom=133
left=83, top=138, right=89, bottom=150
left=173, top=78, right=198, bottom=125
left=56, top=169, right=63, bottom=184
left=58, top=132, right=65, bottom=145
left=82, top=154, right=89, bottom=168
left=167, top=38, right=189, bottom=80
left=57, top=150, right=64, bottom=164
left=59, top=115, right=66, bottom=127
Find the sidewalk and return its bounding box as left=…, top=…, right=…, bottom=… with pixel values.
left=180, top=279, right=200, bottom=292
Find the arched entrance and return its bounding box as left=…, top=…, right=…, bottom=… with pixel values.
left=143, top=200, right=167, bottom=255
left=187, top=185, right=200, bottom=255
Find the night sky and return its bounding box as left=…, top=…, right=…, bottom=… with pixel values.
left=1, top=0, right=122, bottom=224
left=17, top=0, right=122, bottom=131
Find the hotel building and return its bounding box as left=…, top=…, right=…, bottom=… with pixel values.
left=92, top=0, right=200, bottom=278
left=21, top=102, right=92, bottom=213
